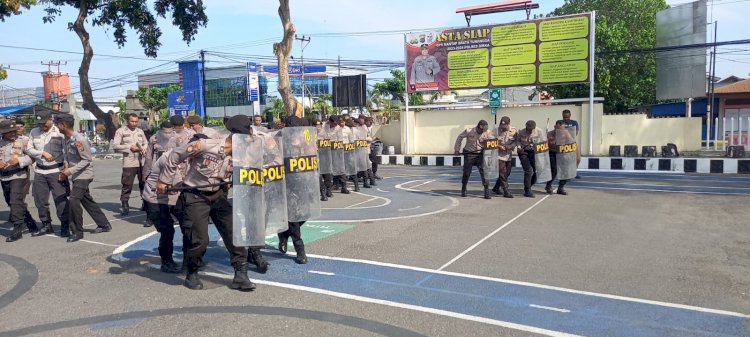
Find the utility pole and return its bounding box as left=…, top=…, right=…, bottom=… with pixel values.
left=295, top=34, right=310, bottom=115
left=200, top=50, right=207, bottom=124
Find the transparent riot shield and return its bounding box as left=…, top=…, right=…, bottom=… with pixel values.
left=556, top=126, right=578, bottom=180
left=533, top=131, right=552, bottom=183
left=331, top=139, right=345, bottom=176
left=318, top=128, right=333, bottom=175
left=344, top=142, right=357, bottom=176
left=482, top=138, right=499, bottom=181
left=355, top=126, right=369, bottom=172
left=282, top=127, right=322, bottom=222
left=232, top=134, right=265, bottom=247
left=261, top=130, right=289, bottom=235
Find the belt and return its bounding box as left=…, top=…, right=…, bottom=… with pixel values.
left=36, top=162, right=64, bottom=170
left=0, top=167, right=25, bottom=177
left=183, top=188, right=222, bottom=196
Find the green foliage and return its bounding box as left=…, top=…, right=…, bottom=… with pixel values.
left=373, top=69, right=406, bottom=103
left=41, top=0, right=207, bottom=58
left=206, top=117, right=224, bottom=127
left=540, top=0, right=668, bottom=112
left=0, top=0, right=35, bottom=21
left=135, top=84, right=181, bottom=112
left=115, top=99, right=127, bottom=120
left=313, top=94, right=332, bottom=116
left=0, top=65, right=7, bottom=81
left=264, top=97, right=286, bottom=122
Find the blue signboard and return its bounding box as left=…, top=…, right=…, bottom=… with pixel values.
left=247, top=62, right=260, bottom=102
left=178, top=61, right=205, bottom=117
left=263, top=65, right=327, bottom=75
left=168, top=90, right=196, bottom=117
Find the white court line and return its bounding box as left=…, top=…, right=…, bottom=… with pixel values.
left=398, top=206, right=421, bottom=212
left=41, top=234, right=120, bottom=247
left=408, top=180, right=435, bottom=189
left=530, top=304, right=571, bottom=313
left=574, top=180, right=750, bottom=190
left=376, top=188, right=389, bottom=193
left=308, top=270, right=336, bottom=276
left=201, top=270, right=582, bottom=337
left=83, top=213, right=146, bottom=228
left=304, top=254, right=750, bottom=319
left=578, top=185, right=750, bottom=196
left=437, top=195, right=550, bottom=271
left=344, top=197, right=380, bottom=209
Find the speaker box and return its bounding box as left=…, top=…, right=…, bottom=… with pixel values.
left=642, top=146, right=657, bottom=157
left=727, top=145, right=746, bottom=158
left=624, top=145, right=638, bottom=157
left=332, top=74, right=367, bottom=107
left=609, top=145, right=621, bottom=157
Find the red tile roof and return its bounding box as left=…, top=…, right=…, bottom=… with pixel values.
left=715, top=79, right=750, bottom=94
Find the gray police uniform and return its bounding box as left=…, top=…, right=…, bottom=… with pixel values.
left=454, top=127, right=493, bottom=193
left=1, top=132, right=33, bottom=241
left=26, top=124, right=70, bottom=233
left=515, top=127, right=545, bottom=193
left=63, top=132, right=110, bottom=237
left=143, top=151, right=185, bottom=270
left=160, top=137, right=248, bottom=274
left=112, top=126, right=147, bottom=205
left=492, top=126, right=518, bottom=196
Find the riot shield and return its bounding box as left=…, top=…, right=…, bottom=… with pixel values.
left=533, top=131, right=552, bottom=183
left=555, top=126, right=578, bottom=180
left=232, top=134, right=265, bottom=247
left=331, top=139, right=345, bottom=176
left=318, top=127, right=333, bottom=175
left=261, top=130, right=289, bottom=235
left=482, top=138, right=499, bottom=181
left=282, top=127, right=322, bottom=222
left=355, top=126, right=369, bottom=172
left=344, top=142, right=357, bottom=176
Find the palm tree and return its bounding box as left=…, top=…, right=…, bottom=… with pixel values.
left=313, top=94, right=332, bottom=118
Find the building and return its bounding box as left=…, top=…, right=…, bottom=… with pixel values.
left=0, top=85, right=44, bottom=107
left=137, top=61, right=368, bottom=118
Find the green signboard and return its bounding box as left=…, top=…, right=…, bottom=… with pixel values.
left=405, top=13, right=593, bottom=92
left=488, top=88, right=502, bottom=108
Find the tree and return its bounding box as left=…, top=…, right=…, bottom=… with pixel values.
left=313, top=94, right=331, bottom=117
left=263, top=97, right=286, bottom=122
left=34, top=0, right=207, bottom=139
left=135, top=84, right=180, bottom=129
left=373, top=69, right=406, bottom=103
left=115, top=99, right=127, bottom=120
left=0, top=0, right=35, bottom=21
left=0, top=65, right=6, bottom=81
left=540, top=0, right=668, bottom=112
left=273, top=0, right=298, bottom=116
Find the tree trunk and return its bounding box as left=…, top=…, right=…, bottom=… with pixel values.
left=273, top=0, right=297, bottom=116
left=71, top=0, right=118, bottom=140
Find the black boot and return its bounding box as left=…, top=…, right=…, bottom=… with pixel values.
left=278, top=233, right=289, bottom=254
left=353, top=177, right=360, bottom=192
left=120, top=201, right=129, bottom=216
left=230, top=262, right=256, bottom=291
left=66, top=232, right=83, bottom=242
left=524, top=189, right=535, bottom=198
left=160, top=260, right=181, bottom=273
left=461, top=184, right=467, bottom=197
left=545, top=183, right=553, bottom=195
left=184, top=272, right=203, bottom=290
left=325, top=186, right=333, bottom=198
left=248, top=247, right=270, bottom=274
left=32, top=221, right=54, bottom=237
left=5, top=223, right=23, bottom=242
left=93, top=223, right=112, bottom=233
left=502, top=188, right=514, bottom=198
left=24, top=212, right=38, bottom=233
left=367, top=169, right=377, bottom=186
left=483, top=186, right=491, bottom=200
left=293, top=240, right=308, bottom=264
left=59, top=221, right=71, bottom=237
left=320, top=193, right=328, bottom=201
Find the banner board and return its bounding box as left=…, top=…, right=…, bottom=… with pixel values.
left=167, top=90, right=196, bottom=117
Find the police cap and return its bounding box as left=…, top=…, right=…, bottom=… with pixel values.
left=186, top=115, right=203, bottom=126
left=225, top=115, right=252, bottom=135
left=36, top=111, right=53, bottom=124
left=0, top=120, right=17, bottom=134
left=169, top=115, right=185, bottom=127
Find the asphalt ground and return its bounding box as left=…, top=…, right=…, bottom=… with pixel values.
left=0, top=160, right=749, bottom=337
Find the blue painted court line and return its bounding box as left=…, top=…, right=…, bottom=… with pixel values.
left=115, top=233, right=750, bottom=337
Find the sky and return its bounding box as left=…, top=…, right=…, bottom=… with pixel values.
left=1, top=0, right=749, bottom=100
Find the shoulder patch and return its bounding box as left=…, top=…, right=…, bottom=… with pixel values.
left=76, top=141, right=84, bottom=151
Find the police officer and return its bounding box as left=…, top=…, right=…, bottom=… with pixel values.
left=12, top=119, right=39, bottom=233
left=157, top=115, right=254, bottom=291
left=515, top=120, right=545, bottom=198
left=365, top=117, right=382, bottom=181
left=1, top=120, right=33, bottom=242
left=316, top=119, right=333, bottom=201
left=143, top=148, right=184, bottom=273
left=491, top=116, right=518, bottom=198
left=341, top=118, right=359, bottom=192
left=545, top=121, right=570, bottom=195
left=252, top=115, right=268, bottom=133
left=113, top=113, right=147, bottom=216
left=187, top=115, right=220, bottom=139
left=454, top=120, right=493, bottom=199
left=56, top=114, right=112, bottom=242
left=26, top=111, right=70, bottom=236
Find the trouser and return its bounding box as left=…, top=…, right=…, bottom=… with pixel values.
left=518, top=150, right=537, bottom=191
left=69, top=179, right=109, bottom=235
left=2, top=179, right=27, bottom=226
left=147, top=201, right=186, bottom=264
left=319, top=174, right=333, bottom=196
left=2, top=179, right=37, bottom=231
left=492, top=159, right=513, bottom=191
left=279, top=221, right=305, bottom=246
left=461, top=153, right=487, bottom=187
left=180, top=189, right=247, bottom=273
left=120, top=167, right=144, bottom=203
left=369, top=152, right=378, bottom=175
left=32, top=172, right=70, bottom=225
left=546, top=152, right=568, bottom=190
